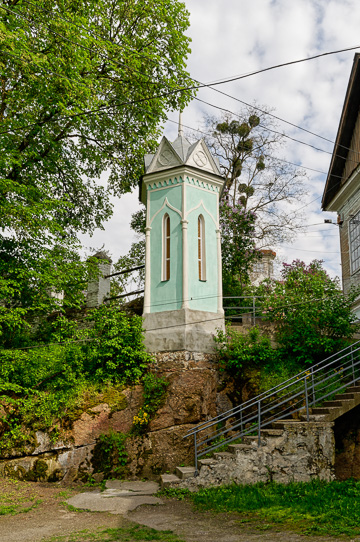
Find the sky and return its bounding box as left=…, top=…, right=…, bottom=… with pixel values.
left=80, top=0, right=360, bottom=281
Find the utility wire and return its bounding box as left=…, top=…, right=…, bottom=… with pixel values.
left=195, top=96, right=333, bottom=156
left=18, top=1, right=360, bottom=90
left=0, top=2, right=356, bottom=217
left=19, top=0, right=356, bottom=155
left=0, top=9, right=359, bottom=176
left=0, top=290, right=351, bottom=348
left=2, top=2, right=360, bottom=160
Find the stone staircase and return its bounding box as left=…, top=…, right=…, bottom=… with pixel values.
left=308, top=385, right=360, bottom=421
left=161, top=382, right=360, bottom=488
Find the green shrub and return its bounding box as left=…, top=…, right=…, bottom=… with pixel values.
left=0, top=304, right=153, bottom=454
left=132, top=373, right=169, bottom=434
left=260, top=260, right=360, bottom=366
left=214, top=325, right=277, bottom=378
left=84, top=305, right=152, bottom=384
left=91, top=430, right=128, bottom=478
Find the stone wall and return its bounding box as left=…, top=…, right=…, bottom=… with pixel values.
left=0, top=351, right=220, bottom=483
left=178, top=421, right=335, bottom=489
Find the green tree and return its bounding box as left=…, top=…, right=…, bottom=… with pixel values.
left=261, top=259, right=359, bottom=365
left=219, top=191, right=259, bottom=294
left=203, top=107, right=307, bottom=247
left=0, top=0, right=194, bottom=339
left=111, top=207, right=146, bottom=295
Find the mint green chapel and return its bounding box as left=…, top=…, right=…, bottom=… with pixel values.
left=139, top=122, right=225, bottom=352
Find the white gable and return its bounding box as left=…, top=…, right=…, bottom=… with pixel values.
left=146, top=137, right=182, bottom=174
left=185, top=139, right=221, bottom=176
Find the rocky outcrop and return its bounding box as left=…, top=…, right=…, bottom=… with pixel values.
left=0, top=351, right=222, bottom=483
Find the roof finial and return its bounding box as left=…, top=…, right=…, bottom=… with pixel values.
left=178, top=110, right=184, bottom=137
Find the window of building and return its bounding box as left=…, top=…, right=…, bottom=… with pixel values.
left=253, top=261, right=265, bottom=274
left=350, top=211, right=360, bottom=274
left=198, top=215, right=206, bottom=281
left=162, top=213, right=170, bottom=281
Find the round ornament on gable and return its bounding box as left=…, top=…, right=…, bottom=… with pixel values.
left=158, top=149, right=174, bottom=166
left=194, top=150, right=208, bottom=167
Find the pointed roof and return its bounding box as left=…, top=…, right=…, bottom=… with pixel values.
left=322, top=53, right=360, bottom=210
left=144, top=134, right=222, bottom=177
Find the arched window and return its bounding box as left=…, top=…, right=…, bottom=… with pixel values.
left=162, top=213, right=170, bottom=281
left=198, top=214, right=206, bottom=281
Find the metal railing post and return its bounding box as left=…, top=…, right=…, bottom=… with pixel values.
left=311, top=367, right=316, bottom=406
left=194, top=433, right=199, bottom=476
left=351, top=345, right=355, bottom=382
left=257, top=401, right=261, bottom=446
left=253, top=297, right=256, bottom=326
left=304, top=376, right=309, bottom=421
left=240, top=409, right=243, bottom=435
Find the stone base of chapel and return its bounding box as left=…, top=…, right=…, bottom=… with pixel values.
left=142, top=308, right=225, bottom=353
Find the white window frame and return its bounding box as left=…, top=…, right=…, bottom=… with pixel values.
left=162, top=213, right=170, bottom=281
left=349, top=210, right=360, bottom=275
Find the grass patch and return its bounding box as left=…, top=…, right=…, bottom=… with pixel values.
left=43, top=525, right=186, bottom=542
left=0, top=478, right=42, bottom=516
left=156, top=488, right=191, bottom=501
left=190, top=479, right=360, bottom=537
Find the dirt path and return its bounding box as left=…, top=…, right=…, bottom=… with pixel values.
left=0, top=479, right=358, bottom=542
left=129, top=500, right=351, bottom=542
left=0, top=479, right=124, bottom=542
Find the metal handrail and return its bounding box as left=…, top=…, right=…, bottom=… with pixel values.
left=185, top=340, right=360, bottom=473
left=223, top=296, right=264, bottom=325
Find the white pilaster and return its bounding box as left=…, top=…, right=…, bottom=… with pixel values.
left=181, top=179, right=189, bottom=309
left=143, top=226, right=152, bottom=314
left=216, top=228, right=224, bottom=314
left=181, top=219, right=189, bottom=309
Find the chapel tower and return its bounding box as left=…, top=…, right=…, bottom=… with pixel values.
left=139, top=118, right=225, bottom=352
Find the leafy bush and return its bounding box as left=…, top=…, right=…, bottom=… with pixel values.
left=0, top=304, right=152, bottom=453
left=84, top=305, right=152, bottom=383
left=91, top=431, right=128, bottom=479
left=132, top=373, right=169, bottom=434
left=260, top=259, right=360, bottom=366
left=214, top=325, right=277, bottom=378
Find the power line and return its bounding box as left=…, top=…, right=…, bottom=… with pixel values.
left=0, top=5, right=358, bottom=173
left=166, top=117, right=336, bottom=177
left=195, top=96, right=333, bottom=156
left=279, top=245, right=340, bottom=254
left=3, top=2, right=360, bottom=160
left=18, top=1, right=360, bottom=91
left=0, top=4, right=357, bottom=216
left=19, top=0, right=358, bottom=157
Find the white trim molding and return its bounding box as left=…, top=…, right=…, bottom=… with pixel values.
left=186, top=200, right=218, bottom=228
left=149, top=197, right=182, bottom=226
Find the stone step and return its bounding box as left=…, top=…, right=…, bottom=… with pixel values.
left=228, top=443, right=256, bottom=454
left=322, top=400, right=352, bottom=407
left=307, top=414, right=327, bottom=421
left=213, top=451, right=235, bottom=461
left=175, top=466, right=196, bottom=480
left=160, top=474, right=180, bottom=488
left=198, top=458, right=217, bottom=467
left=311, top=407, right=338, bottom=415
left=335, top=393, right=355, bottom=400
left=241, top=435, right=258, bottom=445
left=261, top=428, right=284, bottom=437
left=346, top=386, right=360, bottom=393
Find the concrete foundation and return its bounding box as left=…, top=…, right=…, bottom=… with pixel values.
left=142, top=308, right=225, bottom=353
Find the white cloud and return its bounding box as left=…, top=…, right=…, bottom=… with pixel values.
left=85, top=0, right=360, bottom=281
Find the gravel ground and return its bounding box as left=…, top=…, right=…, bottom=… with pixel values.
left=0, top=478, right=359, bottom=542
